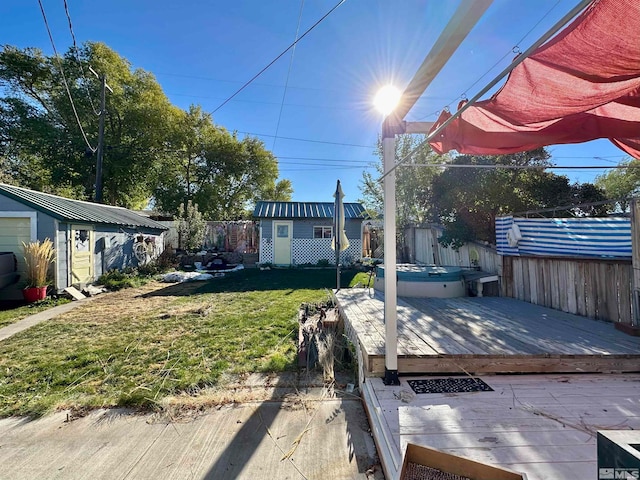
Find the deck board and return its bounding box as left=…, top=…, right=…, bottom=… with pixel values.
left=364, top=373, right=640, bottom=480
left=336, top=289, right=640, bottom=375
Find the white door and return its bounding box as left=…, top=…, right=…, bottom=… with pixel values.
left=273, top=221, right=292, bottom=265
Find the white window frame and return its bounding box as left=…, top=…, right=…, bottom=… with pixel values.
left=313, top=226, right=333, bottom=239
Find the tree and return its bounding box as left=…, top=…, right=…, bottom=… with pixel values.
left=595, top=158, right=640, bottom=212
left=260, top=179, right=293, bottom=201
left=154, top=106, right=284, bottom=219
left=431, top=148, right=607, bottom=247
left=0, top=43, right=174, bottom=207
left=177, top=200, right=206, bottom=251
left=359, top=134, right=448, bottom=227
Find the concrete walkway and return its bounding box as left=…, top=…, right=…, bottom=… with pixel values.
left=0, top=288, right=384, bottom=479
left=0, top=396, right=383, bottom=480
left=0, top=297, right=95, bottom=341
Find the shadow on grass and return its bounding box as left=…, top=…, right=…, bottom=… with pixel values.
left=140, top=268, right=363, bottom=298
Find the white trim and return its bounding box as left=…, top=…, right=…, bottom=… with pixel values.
left=0, top=211, right=37, bottom=240
left=313, top=225, right=333, bottom=239
left=54, top=220, right=60, bottom=290
left=67, top=224, right=72, bottom=287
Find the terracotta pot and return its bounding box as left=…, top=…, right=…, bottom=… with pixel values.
left=23, top=286, right=48, bottom=303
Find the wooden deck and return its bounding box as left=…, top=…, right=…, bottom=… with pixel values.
left=336, top=289, right=640, bottom=376
left=362, top=373, right=640, bottom=480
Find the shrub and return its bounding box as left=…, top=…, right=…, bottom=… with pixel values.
left=177, top=200, right=206, bottom=252
left=22, top=239, right=55, bottom=287
left=96, top=269, right=142, bottom=291
left=316, top=259, right=330, bottom=267
left=137, top=249, right=177, bottom=277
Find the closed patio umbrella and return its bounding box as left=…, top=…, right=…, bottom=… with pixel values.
left=332, top=179, right=349, bottom=290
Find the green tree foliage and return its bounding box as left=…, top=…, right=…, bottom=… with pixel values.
left=432, top=148, right=607, bottom=247
left=260, top=178, right=293, bottom=201
left=0, top=43, right=290, bottom=216
left=359, top=134, right=448, bottom=227
left=177, top=200, right=206, bottom=251
left=360, top=142, right=607, bottom=249
left=595, top=158, right=640, bottom=212
left=154, top=106, right=283, bottom=219
left=0, top=43, right=174, bottom=207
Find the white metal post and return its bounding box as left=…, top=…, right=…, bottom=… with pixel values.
left=382, top=134, right=399, bottom=385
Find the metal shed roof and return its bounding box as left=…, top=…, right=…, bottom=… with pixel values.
left=0, top=184, right=168, bottom=231
left=253, top=201, right=366, bottom=219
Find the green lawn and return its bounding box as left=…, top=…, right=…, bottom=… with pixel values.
left=0, top=268, right=369, bottom=417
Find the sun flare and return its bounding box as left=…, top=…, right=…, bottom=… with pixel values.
left=373, top=85, right=401, bottom=116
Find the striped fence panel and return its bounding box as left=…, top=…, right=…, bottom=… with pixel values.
left=496, top=216, right=631, bottom=258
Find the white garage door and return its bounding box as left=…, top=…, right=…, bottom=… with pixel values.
left=0, top=217, right=33, bottom=278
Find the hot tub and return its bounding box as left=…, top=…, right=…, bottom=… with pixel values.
left=374, top=264, right=466, bottom=298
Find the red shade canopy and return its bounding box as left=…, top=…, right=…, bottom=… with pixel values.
left=429, top=0, right=640, bottom=159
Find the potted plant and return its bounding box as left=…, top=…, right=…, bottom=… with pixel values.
left=22, top=238, right=55, bottom=302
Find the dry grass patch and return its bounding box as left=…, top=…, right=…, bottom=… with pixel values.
left=0, top=269, right=363, bottom=417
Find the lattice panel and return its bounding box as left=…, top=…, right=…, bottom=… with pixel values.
left=260, top=237, right=362, bottom=265
left=292, top=238, right=362, bottom=265
left=259, top=238, right=273, bottom=264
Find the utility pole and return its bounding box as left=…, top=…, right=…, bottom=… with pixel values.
left=95, top=74, right=106, bottom=203
left=89, top=67, right=112, bottom=203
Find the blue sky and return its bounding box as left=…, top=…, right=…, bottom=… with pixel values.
left=1, top=0, right=630, bottom=203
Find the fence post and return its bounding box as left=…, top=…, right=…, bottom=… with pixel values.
left=431, top=226, right=441, bottom=266
left=502, top=255, right=513, bottom=298
left=630, top=199, right=640, bottom=327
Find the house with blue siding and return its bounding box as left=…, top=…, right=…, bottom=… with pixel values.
left=0, top=183, right=168, bottom=299
left=253, top=201, right=366, bottom=266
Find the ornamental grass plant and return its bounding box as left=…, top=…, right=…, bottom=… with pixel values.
left=22, top=238, right=55, bottom=288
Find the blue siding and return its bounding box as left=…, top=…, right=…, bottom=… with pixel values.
left=260, top=219, right=361, bottom=241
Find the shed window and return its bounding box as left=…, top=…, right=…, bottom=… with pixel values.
left=75, top=229, right=90, bottom=252
left=313, top=226, right=333, bottom=239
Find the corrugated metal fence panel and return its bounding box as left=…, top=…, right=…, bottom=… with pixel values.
left=414, top=228, right=435, bottom=264
left=497, top=216, right=631, bottom=258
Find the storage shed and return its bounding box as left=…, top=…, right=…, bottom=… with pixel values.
left=253, top=201, right=366, bottom=266
left=0, top=183, right=168, bottom=299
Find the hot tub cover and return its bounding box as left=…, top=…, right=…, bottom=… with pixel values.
left=376, top=264, right=463, bottom=282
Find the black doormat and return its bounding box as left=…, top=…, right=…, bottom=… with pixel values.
left=407, top=377, right=493, bottom=394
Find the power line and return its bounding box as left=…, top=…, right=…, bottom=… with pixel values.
left=272, top=0, right=305, bottom=151
left=512, top=197, right=631, bottom=216
left=238, top=131, right=373, bottom=149
left=169, top=91, right=369, bottom=112
left=63, top=0, right=99, bottom=116
left=415, top=0, right=565, bottom=121
left=277, top=156, right=371, bottom=164
left=279, top=165, right=372, bottom=172
left=37, top=0, right=96, bottom=152
left=381, top=0, right=593, bottom=182
left=211, top=0, right=347, bottom=114
left=277, top=161, right=368, bottom=167
left=173, top=93, right=369, bottom=111
left=155, top=71, right=345, bottom=95
left=401, top=163, right=640, bottom=170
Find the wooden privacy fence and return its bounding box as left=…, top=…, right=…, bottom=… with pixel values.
left=502, top=255, right=632, bottom=324
left=159, top=220, right=259, bottom=253
left=205, top=221, right=259, bottom=253
left=405, top=224, right=635, bottom=325
left=405, top=225, right=501, bottom=273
